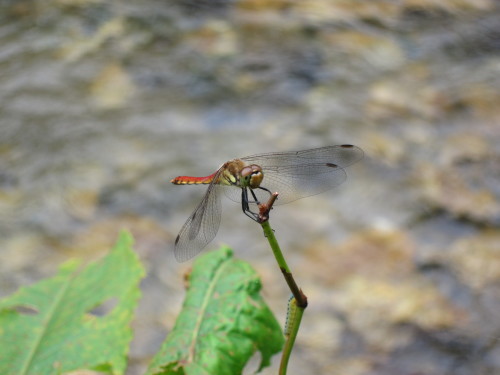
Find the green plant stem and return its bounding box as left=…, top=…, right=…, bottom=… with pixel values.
left=260, top=220, right=307, bottom=307
left=260, top=219, right=307, bottom=375
left=282, top=301, right=304, bottom=373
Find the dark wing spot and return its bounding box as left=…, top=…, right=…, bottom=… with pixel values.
left=341, top=144, right=354, bottom=148
left=175, top=234, right=180, bottom=245
left=191, top=212, right=196, bottom=220
left=326, top=163, right=338, bottom=168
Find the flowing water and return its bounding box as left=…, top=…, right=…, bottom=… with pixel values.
left=1, top=1, right=499, bottom=374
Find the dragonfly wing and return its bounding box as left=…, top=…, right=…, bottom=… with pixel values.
left=174, top=179, right=222, bottom=262
left=258, top=163, right=348, bottom=204
left=221, top=184, right=243, bottom=203
left=241, top=145, right=364, bottom=168
left=241, top=145, right=363, bottom=204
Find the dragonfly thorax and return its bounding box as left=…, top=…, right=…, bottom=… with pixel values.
left=240, top=164, right=263, bottom=189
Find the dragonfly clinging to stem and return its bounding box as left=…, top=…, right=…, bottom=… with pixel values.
left=171, top=145, right=364, bottom=262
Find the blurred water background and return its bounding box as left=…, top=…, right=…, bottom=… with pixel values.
left=1, top=1, right=499, bottom=374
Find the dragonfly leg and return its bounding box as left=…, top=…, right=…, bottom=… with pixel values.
left=242, top=188, right=249, bottom=211
left=258, top=186, right=273, bottom=198
left=242, top=188, right=261, bottom=205
left=241, top=188, right=259, bottom=222
left=249, top=188, right=261, bottom=205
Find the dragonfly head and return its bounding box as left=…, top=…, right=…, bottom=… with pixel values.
left=241, top=164, right=263, bottom=189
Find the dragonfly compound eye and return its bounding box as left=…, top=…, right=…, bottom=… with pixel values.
left=249, top=171, right=263, bottom=189
left=249, top=166, right=263, bottom=188
left=241, top=165, right=263, bottom=188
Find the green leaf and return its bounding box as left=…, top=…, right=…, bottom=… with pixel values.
left=147, top=247, right=284, bottom=375
left=0, top=230, right=144, bottom=375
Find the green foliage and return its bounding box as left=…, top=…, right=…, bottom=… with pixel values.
left=0, top=231, right=144, bottom=375
left=147, top=247, right=284, bottom=375
left=0, top=235, right=283, bottom=375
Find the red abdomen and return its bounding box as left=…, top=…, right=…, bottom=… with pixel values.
left=171, top=172, right=217, bottom=185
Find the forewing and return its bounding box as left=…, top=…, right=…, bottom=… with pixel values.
left=241, top=145, right=364, bottom=169
left=174, top=180, right=222, bottom=262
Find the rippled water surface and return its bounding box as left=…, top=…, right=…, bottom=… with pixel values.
left=1, top=1, right=499, bottom=374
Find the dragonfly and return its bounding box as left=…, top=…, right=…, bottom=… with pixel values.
left=171, top=145, right=363, bottom=262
